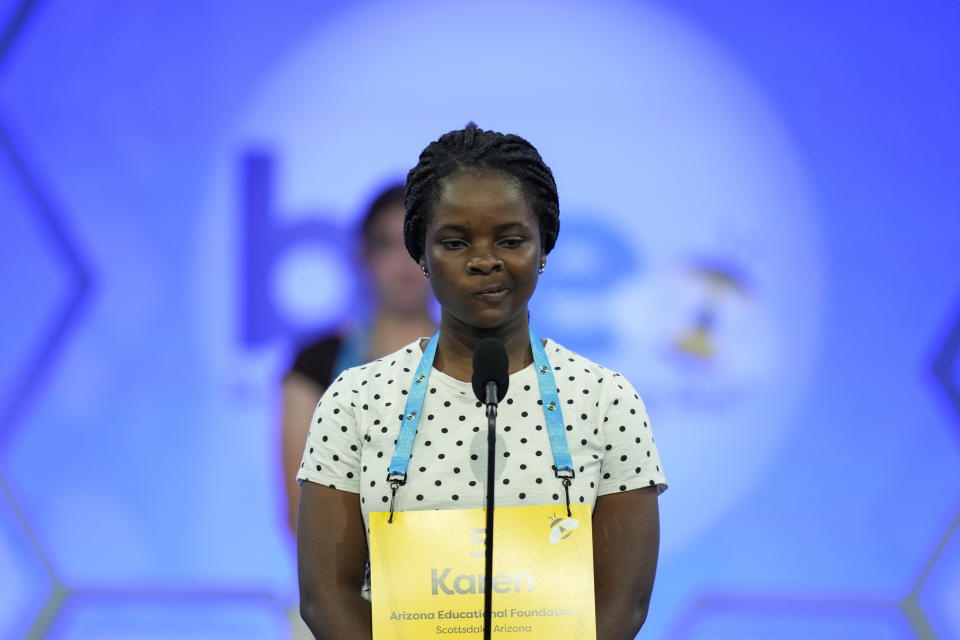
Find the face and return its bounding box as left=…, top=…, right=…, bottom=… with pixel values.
left=420, top=171, right=545, bottom=333
left=364, top=204, right=432, bottom=314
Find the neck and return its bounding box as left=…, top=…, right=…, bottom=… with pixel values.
left=433, top=312, right=533, bottom=382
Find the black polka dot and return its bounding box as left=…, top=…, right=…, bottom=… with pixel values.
left=519, top=493, right=526, bottom=499
left=417, top=494, right=424, bottom=501
left=619, top=485, right=627, bottom=491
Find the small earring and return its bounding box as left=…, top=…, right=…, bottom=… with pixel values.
left=422, top=267, right=429, bottom=278
left=538, top=263, right=545, bottom=275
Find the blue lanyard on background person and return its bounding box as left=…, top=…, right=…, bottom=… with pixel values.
left=386, top=329, right=575, bottom=521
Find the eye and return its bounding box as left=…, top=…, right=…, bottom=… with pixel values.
left=499, top=237, right=525, bottom=248
left=441, top=239, right=467, bottom=250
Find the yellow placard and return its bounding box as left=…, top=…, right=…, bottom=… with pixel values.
left=369, top=503, right=595, bottom=639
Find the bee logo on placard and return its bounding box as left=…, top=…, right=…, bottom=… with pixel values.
left=547, top=513, right=579, bottom=544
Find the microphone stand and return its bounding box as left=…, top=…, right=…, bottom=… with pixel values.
left=483, top=380, right=498, bottom=640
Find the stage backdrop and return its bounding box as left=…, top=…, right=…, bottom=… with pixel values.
left=1, top=0, right=959, bottom=638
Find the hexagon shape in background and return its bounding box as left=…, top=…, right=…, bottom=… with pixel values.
left=932, top=304, right=960, bottom=439
left=0, top=484, right=55, bottom=639
left=668, top=596, right=914, bottom=640
left=45, top=593, right=288, bottom=640
left=916, top=510, right=960, bottom=640
left=0, top=125, right=82, bottom=442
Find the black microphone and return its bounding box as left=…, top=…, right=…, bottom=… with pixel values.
left=472, top=338, right=509, bottom=408
left=471, top=337, right=509, bottom=640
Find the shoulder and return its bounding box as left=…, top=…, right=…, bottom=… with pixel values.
left=543, top=339, right=622, bottom=381
left=333, top=338, right=426, bottom=384
left=289, top=334, right=345, bottom=386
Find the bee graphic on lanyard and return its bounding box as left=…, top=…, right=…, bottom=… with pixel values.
left=547, top=512, right=580, bottom=544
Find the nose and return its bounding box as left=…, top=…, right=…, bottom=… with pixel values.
left=466, top=252, right=503, bottom=275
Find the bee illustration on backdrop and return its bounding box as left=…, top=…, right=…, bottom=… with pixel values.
left=547, top=512, right=579, bottom=544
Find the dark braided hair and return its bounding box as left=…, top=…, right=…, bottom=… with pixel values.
left=403, top=123, right=559, bottom=263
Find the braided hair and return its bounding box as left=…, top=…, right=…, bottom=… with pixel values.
left=403, top=123, right=559, bottom=263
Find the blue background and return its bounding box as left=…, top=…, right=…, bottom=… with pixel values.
left=1, top=0, right=959, bottom=638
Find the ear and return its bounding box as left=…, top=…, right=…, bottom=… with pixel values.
left=419, top=256, right=427, bottom=272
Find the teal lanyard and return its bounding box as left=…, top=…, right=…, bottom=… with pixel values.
left=386, top=330, right=575, bottom=517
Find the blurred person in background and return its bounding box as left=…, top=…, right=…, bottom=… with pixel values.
left=280, top=182, right=435, bottom=638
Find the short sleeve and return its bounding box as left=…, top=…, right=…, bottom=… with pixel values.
left=296, top=367, right=363, bottom=493
left=597, top=372, right=667, bottom=496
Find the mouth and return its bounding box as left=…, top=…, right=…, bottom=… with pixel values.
left=474, top=285, right=509, bottom=301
